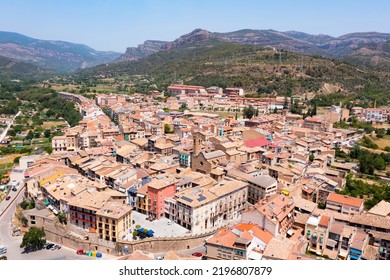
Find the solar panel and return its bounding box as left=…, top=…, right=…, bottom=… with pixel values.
left=197, top=194, right=207, bottom=202
left=181, top=196, right=193, bottom=202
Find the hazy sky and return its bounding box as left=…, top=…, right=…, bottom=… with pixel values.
left=1, top=0, right=389, bottom=52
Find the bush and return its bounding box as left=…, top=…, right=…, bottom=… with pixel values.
left=14, top=156, right=21, bottom=164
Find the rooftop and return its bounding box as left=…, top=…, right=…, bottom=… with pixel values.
left=327, top=193, right=363, bottom=208
left=96, top=200, right=132, bottom=219
left=367, top=200, right=390, bottom=217
left=248, top=175, right=277, bottom=188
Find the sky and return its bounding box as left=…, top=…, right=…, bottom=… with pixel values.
left=0, top=0, right=389, bottom=52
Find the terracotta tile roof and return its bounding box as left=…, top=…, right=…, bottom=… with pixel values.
left=234, top=223, right=274, bottom=244
left=319, top=215, right=330, bottom=227
left=327, top=193, right=363, bottom=208
left=207, top=228, right=237, bottom=247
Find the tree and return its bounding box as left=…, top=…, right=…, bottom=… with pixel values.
left=20, top=227, right=46, bottom=251
left=45, top=146, right=53, bottom=154
left=243, top=105, right=255, bottom=119
left=58, top=212, right=68, bottom=224
left=309, top=154, right=315, bottom=162
left=13, top=156, right=21, bottom=164
left=164, top=123, right=173, bottom=134
left=25, top=130, right=34, bottom=140
left=373, top=156, right=386, bottom=170
left=44, top=129, right=51, bottom=138
left=310, top=103, right=317, bottom=116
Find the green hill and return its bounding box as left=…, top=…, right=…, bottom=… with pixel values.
left=0, top=55, right=55, bottom=80
left=79, top=42, right=390, bottom=104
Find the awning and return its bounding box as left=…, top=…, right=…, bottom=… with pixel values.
left=339, top=250, right=348, bottom=258
left=327, top=239, right=337, bottom=247
left=350, top=248, right=361, bottom=255
left=349, top=254, right=359, bottom=260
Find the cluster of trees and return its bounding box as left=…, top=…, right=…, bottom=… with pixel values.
left=19, top=199, right=35, bottom=210
left=242, top=105, right=259, bottom=119
left=334, top=117, right=377, bottom=134
left=358, top=136, right=379, bottom=149
left=20, top=227, right=46, bottom=251
left=0, top=146, right=32, bottom=155
left=17, top=89, right=82, bottom=127
left=339, top=175, right=390, bottom=210
left=349, top=145, right=390, bottom=175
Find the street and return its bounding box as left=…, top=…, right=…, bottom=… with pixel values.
left=0, top=111, right=21, bottom=143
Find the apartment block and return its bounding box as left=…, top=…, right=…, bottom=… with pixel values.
left=96, top=200, right=132, bottom=243
left=326, top=193, right=364, bottom=215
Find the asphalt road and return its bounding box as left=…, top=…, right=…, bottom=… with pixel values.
left=0, top=111, right=21, bottom=143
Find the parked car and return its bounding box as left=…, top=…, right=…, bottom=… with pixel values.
left=46, top=243, right=54, bottom=250
left=192, top=252, right=203, bottom=257
left=5, top=196, right=10, bottom=201
left=11, top=187, right=17, bottom=192
left=53, top=244, right=61, bottom=250
left=155, top=255, right=164, bottom=260
left=0, top=256, right=7, bottom=260
left=76, top=249, right=84, bottom=255
left=0, top=247, right=6, bottom=254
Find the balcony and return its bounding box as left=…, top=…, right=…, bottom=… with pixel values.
left=70, top=214, right=96, bottom=225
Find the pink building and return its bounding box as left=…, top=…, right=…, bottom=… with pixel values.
left=147, top=174, right=178, bottom=219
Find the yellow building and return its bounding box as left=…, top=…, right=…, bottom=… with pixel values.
left=96, top=200, right=133, bottom=243
left=136, top=183, right=149, bottom=215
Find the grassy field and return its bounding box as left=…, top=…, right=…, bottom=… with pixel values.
left=368, top=135, right=390, bottom=150
left=0, top=154, right=22, bottom=165
left=42, top=120, right=68, bottom=129
left=372, top=123, right=390, bottom=129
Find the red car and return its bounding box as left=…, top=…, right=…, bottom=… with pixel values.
left=192, top=252, right=203, bottom=257
left=76, top=249, right=84, bottom=255
left=5, top=196, right=11, bottom=201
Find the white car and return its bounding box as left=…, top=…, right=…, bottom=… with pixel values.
left=10, top=180, right=18, bottom=188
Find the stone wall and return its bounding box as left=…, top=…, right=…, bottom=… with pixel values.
left=41, top=217, right=215, bottom=256
left=116, top=232, right=214, bottom=255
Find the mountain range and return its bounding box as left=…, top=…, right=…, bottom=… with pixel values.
left=0, top=31, right=120, bottom=72
left=117, top=28, right=390, bottom=70
left=0, top=28, right=389, bottom=75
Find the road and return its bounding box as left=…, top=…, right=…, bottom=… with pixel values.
left=0, top=111, right=21, bottom=143
left=0, top=167, right=115, bottom=260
